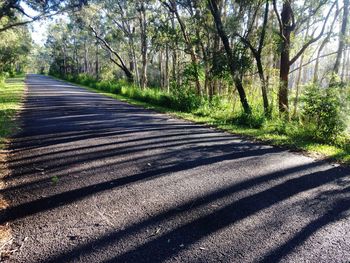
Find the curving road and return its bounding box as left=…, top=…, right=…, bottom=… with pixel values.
left=2, top=74, right=350, bottom=262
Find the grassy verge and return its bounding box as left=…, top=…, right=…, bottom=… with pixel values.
left=0, top=77, right=26, bottom=150
left=0, top=76, right=25, bottom=255
left=54, top=75, right=350, bottom=165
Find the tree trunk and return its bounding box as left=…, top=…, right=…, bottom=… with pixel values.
left=256, top=0, right=270, bottom=116
left=341, top=48, right=348, bottom=81
left=256, top=56, right=269, bottom=115
left=165, top=44, right=170, bottom=92
left=333, top=0, right=349, bottom=76
left=95, top=42, right=99, bottom=79
left=278, top=1, right=294, bottom=115
left=171, top=11, right=177, bottom=85
left=139, top=2, right=148, bottom=89
left=279, top=43, right=290, bottom=114
left=208, top=0, right=251, bottom=114
left=159, top=50, right=163, bottom=88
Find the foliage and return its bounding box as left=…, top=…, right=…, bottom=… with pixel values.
left=302, top=84, right=347, bottom=143
left=59, top=73, right=202, bottom=113
left=170, top=83, right=202, bottom=112
left=0, top=22, right=31, bottom=74
left=183, top=63, right=205, bottom=84
left=0, top=77, right=25, bottom=149
left=232, top=111, right=266, bottom=129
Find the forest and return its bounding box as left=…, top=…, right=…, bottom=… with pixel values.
left=1, top=0, right=350, bottom=161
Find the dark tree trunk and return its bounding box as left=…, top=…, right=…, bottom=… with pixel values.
left=208, top=0, right=251, bottom=114
left=278, top=1, right=294, bottom=115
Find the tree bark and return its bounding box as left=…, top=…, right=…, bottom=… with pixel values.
left=333, top=0, right=349, bottom=76
left=277, top=1, right=294, bottom=115
left=208, top=0, right=251, bottom=114
left=138, top=2, right=148, bottom=89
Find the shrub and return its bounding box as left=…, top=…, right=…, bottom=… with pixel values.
left=264, top=118, right=287, bottom=134
left=170, top=84, right=202, bottom=112
left=232, top=111, right=266, bottom=129
left=0, top=72, right=9, bottom=84
left=302, top=84, right=346, bottom=143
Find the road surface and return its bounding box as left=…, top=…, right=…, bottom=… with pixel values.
left=2, top=74, right=350, bottom=262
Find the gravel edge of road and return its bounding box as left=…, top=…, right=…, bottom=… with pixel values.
left=0, top=77, right=27, bottom=260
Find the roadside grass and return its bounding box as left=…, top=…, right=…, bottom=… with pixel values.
left=53, top=75, right=350, bottom=165
left=0, top=76, right=25, bottom=257
left=0, top=77, right=25, bottom=150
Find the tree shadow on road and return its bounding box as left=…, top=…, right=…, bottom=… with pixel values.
left=26, top=162, right=348, bottom=263
left=3, top=75, right=350, bottom=262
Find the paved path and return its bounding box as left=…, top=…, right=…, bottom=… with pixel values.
left=2, top=74, right=350, bottom=262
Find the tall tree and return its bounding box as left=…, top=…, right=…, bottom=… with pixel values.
left=333, top=0, right=349, bottom=76
left=138, top=1, right=148, bottom=89
left=273, top=0, right=335, bottom=115
left=162, top=0, right=203, bottom=95
left=233, top=0, right=270, bottom=116
left=208, top=0, right=251, bottom=114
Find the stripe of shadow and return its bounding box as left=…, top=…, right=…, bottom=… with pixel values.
left=3, top=137, right=242, bottom=193
left=259, top=186, right=350, bottom=263
left=10, top=124, right=206, bottom=152
left=9, top=130, right=229, bottom=165
left=103, top=166, right=349, bottom=263
left=7, top=136, right=239, bottom=179
left=1, top=147, right=279, bottom=224
left=43, top=160, right=327, bottom=263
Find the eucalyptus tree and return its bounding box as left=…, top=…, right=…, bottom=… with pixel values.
left=0, top=23, right=31, bottom=73
left=208, top=0, right=252, bottom=114
left=78, top=2, right=136, bottom=83
left=333, top=0, right=349, bottom=77
left=222, top=0, right=271, bottom=116
left=273, top=0, right=336, bottom=115
left=161, top=0, right=205, bottom=95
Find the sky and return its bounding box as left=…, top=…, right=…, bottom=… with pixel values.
left=30, top=20, right=48, bottom=45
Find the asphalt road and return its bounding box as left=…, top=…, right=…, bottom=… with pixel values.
left=2, top=74, right=350, bottom=262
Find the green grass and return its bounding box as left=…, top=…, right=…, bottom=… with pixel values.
left=0, top=77, right=25, bottom=149
left=54, top=75, right=350, bottom=165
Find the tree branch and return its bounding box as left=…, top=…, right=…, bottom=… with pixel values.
left=89, top=25, right=129, bottom=71
left=289, top=1, right=336, bottom=66
left=289, top=49, right=349, bottom=74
